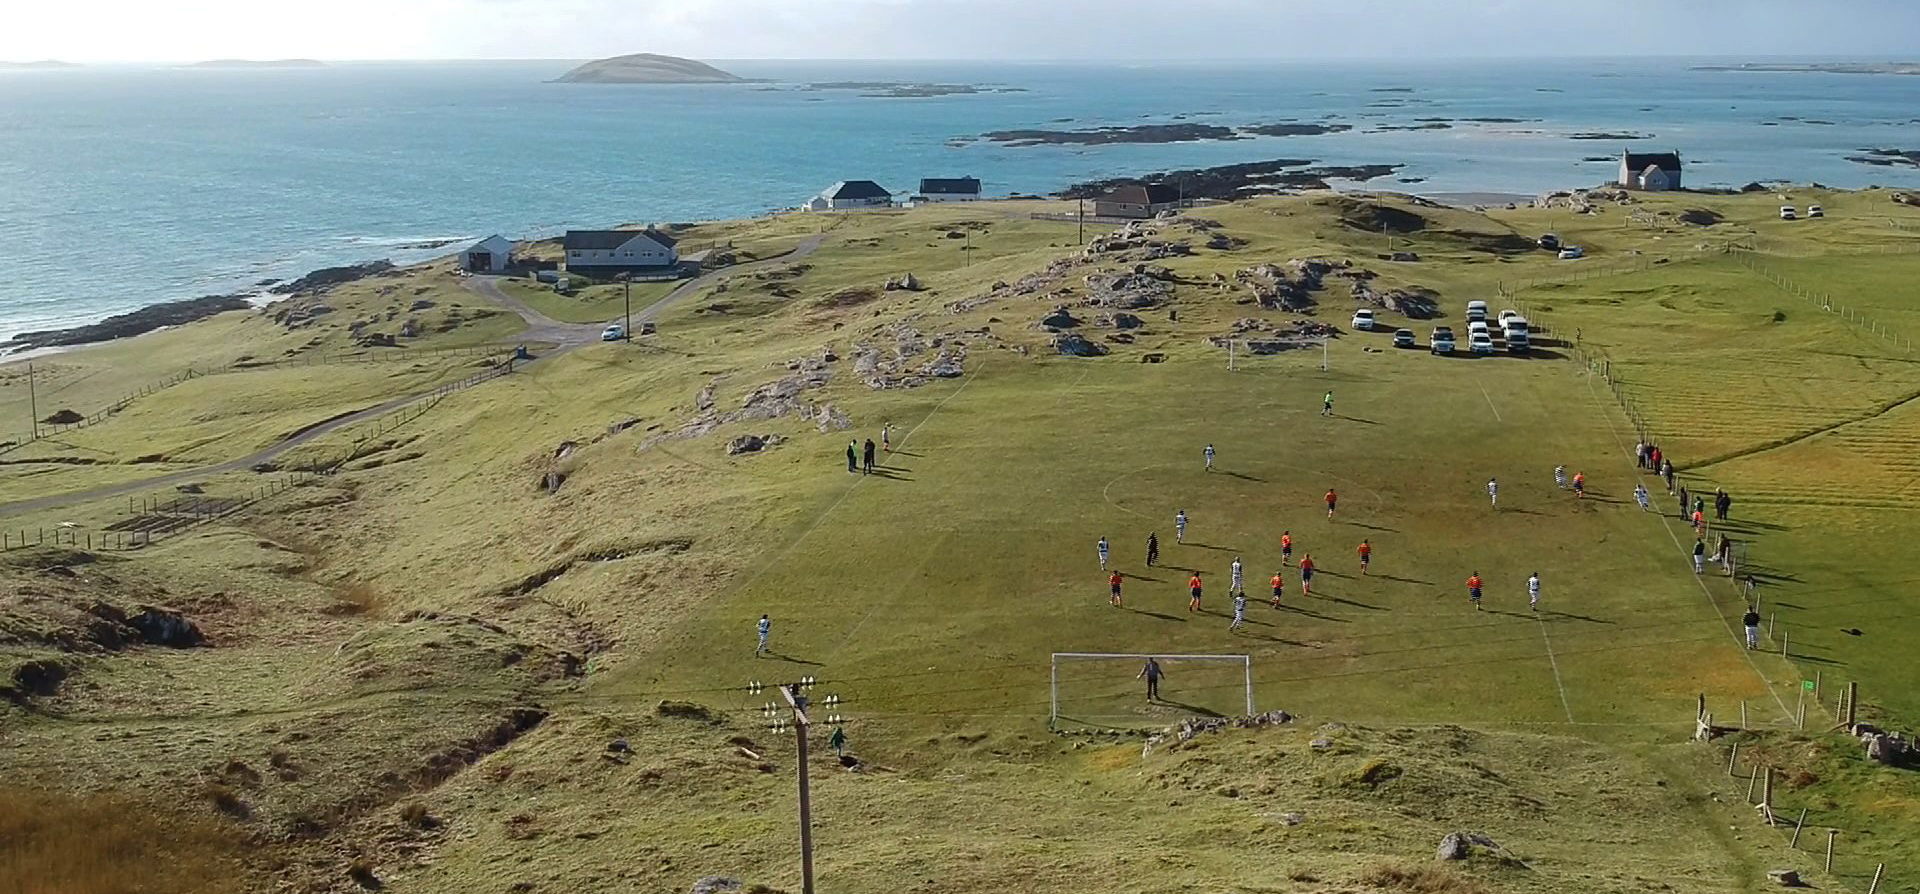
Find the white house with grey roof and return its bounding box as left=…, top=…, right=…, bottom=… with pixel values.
left=460, top=234, right=514, bottom=273
left=913, top=177, right=982, bottom=202
left=806, top=180, right=894, bottom=211
left=562, top=229, right=679, bottom=275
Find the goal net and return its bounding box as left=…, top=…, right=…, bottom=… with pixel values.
left=1050, top=653, right=1253, bottom=730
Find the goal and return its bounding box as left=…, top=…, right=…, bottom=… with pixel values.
left=1049, top=652, right=1254, bottom=729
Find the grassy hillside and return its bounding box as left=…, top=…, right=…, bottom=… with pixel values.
left=4, top=191, right=1919, bottom=894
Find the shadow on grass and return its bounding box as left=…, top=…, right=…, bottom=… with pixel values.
left=762, top=651, right=824, bottom=666
left=1122, top=572, right=1163, bottom=582
left=1220, top=470, right=1266, bottom=482
left=1155, top=698, right=1225, bottom=718
left=1538, top=608, right=1614, bottom=624
left=1340, top=416, right=1384, bottom=425
left=1278, top=603, right=1350, bottom=623
left=1324, top=595, right=1387, bottom=611
left=1185, top=542, right=1238, bottom=552
left=889, top=450, right=924, bottom=458
left=1785, top=651, right=1847, bottom=666
left=1348, top=521, right=1400, bottom=533
left=1126, top=607, right=1186, bottom=623
left=1374, top=574, right=1434, bottom=586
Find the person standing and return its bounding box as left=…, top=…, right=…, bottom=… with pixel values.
left=1138, top=658, right=1165, bottom=701
left=1229, top=592, right=1248, bottom=632
left=1693, top=495, right=1706, bottom=519
left=1299, top=554, right=1316, bottom=596
left=1097, top=536, right=1110, bottom=570
left=1109, top=570, right=1124, bottom=607
left=1466, top=572, right=1484, bottom=610
left=1356, top=539, right=1372, bottom=575
left=1742, top=606, right=1762, bottom=650
left=1677, top=485, right=1690, bottom=519
left=829, top=724, right=848, bottom=757
left=1204, top=443, right=1216, bottom=472
left=1188, top=572, right=1204, bottom=612
left=1230, top=556, right=1245, bottom=593
left=846, top=440, right=858, bottom=473
left=1634, top=482, right=1650, bottom=511
left=1322, top=390, right=1334, bottom=416
left=1554, top=465, right=1568, bottom=490
left=1486, top=477, right=1499, bottom=509
left=1715, top=535, right=1733, bottom=569
left=1692, top=508, right=1706, bottom=536
left=1662, top=460, right=1676, bottom=493
left=1650, top=446, right=1663, bottom=476
left=881, top=423, right=892, bottom=453
left=756, top=614, right=771, bottom=656
left=1146, top=532, right=1160, bottom=567
left=1634, top=442, right=1647, bottom=469
left=1269, top=569, right=1285, bottom=608
left=1692, top=539, right=1706, bottom=574
left=1715, top=489, right=1732, bottom=522
left=1572, top=472, right=1586, bottom=499
left=1325, top=489, right=1338, bottom=520
left=863, top=438, right=877, bottom=474
left=1175, top=510, right=1188, bottom=543
left=1527, top=572, right=1541, bottom=611
left=1281, top=530, right=1294, bottom=566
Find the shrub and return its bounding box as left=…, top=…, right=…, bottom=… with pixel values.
left=347, top=858, right=382, bottom=890
left=398, top=802, right=436, bottom=828
left=332, top=582, right=386, bottom=616
left=1358, top=863, right=1489, bottom=894
left=200, top=783, right=249, bottom=818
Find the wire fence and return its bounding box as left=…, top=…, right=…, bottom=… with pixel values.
left=1, top=366, right=205, bottom=456
left=1727, top=245, right=1918, bottom=355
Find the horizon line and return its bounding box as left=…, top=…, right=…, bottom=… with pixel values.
left=10, top=52, right=1920, bottom=66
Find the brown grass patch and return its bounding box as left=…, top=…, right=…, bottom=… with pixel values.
left=814, top=287, right=882, bottom=309
left=329, top=581, right=386, bottom=616
left=0, top=787, right=247, bottom=894
left=1358, top=863, right=1490, bottom=894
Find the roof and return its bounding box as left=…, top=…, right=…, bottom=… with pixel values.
left=1098, top=183, right=1182, bottom=205
left=918, top=177, right=981, bottom=195
left=823, top=180, right=892, bottom=200
left=467, top=234, right=511, bottom=249
left=563, top=229, right=676, bottom=251
left=1623, top=151, right=1682, bottom=172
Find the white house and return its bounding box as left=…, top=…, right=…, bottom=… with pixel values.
left=813, top=180, right=894, bottom=210
left=562, top=229, right=679, bottom=275
left=1619, top=150, right=1682, bottom=191
left=460, top=234, right=514, bottom=273
left=914, top=177, right=982, bottom=202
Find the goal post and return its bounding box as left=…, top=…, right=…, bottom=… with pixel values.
left=1049, top=652, right=1254, bottom=729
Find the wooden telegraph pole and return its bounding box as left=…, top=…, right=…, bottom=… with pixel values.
left=778, top=681, right=818, bottom=894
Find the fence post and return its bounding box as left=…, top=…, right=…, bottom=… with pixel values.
left=1868, top=862, right=1885, bottom=894
left=1826, top=829, right=1838, bottom=872
left=1846, top=682, right=1858, bottom=728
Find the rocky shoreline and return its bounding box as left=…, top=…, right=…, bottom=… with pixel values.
left=1060, top=159, right=1402, bottom=201
left=982, top=120, right=1354, bottom=146
left=4, top=294, right=252, bottom=351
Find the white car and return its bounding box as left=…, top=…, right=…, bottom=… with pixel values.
left=1430, top=326, right=1456, bottom=354
left=1498, top=309, right=1522, bottom=326
left=1465, top=300, right=1489, bottom=322
left=1469, top=329, right=1496, bottom=355
left=601, top=323, right=625, bottom=341
left=1558, top=246, right=1584, bottom=260
left=1351, top=308, right=1377, bottom=331
left=1780, top=205, right=1797, bottom=220
left=1807, top=204, right=1824, bottom=218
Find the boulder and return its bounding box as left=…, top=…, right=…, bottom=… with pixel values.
left=924, top=354, right=965, bottom=378
left=689, top=878, right=742, bottom=894
left=127, top=606, right=204, bottom=648
left=1436, top=831, right=1502, bottom=861
left=1895, top=192, right=1920, bottom=208
left=1141, top=353, right=1167, bottom=364
left=1103, top=312, right=1144, bottom=330
left=41, top=409, right=84, bottom=425
left=1040, top=307, right=1081, bottom=329
left=356, top=332, right=397, bottom=348
left=1053, top=334, right=1109, bottom=357
left=399, top=318, right=422, bottom=338
left=1865, top=733, right=1910, bottom=766
left=1766, top=869, right=1801, bottom=887
left=409, top=299, right=436, bottom=311
left=1389, top=251, right=1420, bottom=262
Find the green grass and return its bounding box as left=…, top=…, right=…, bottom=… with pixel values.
left=6, top=192, right=1920, bottom=894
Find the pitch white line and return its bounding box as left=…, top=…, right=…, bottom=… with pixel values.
left=1582, top=372, right=1795, bottom=723
left=1479, top=384, right=1504, bottom=422
left=1534, top=614, right=1576, bottom=722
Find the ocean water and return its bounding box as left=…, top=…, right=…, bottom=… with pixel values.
left=2, top=57, right=1918, bottom=338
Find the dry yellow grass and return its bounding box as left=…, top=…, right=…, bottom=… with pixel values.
left=0, top=788, right=248, bottom=894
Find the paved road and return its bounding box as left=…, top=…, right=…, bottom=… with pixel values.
left=0, top=236, right=828, bottom=519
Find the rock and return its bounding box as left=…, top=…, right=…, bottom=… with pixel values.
left=1085, top=272, right=1173, bottom=309
left=1278, top=812, right=1304, bottom=825
left=1436, top=831, right=1503, bottom=862
left=726, top=434, right=782, bottom=455
left=41, top=409, right=84, bottom=425
left=924, top=354, right=965, bottom=378
left=127, top=606, right=204, bottom=648
left=399, top=318, right=421, bottom=338
left=1053, top=333, right=1108, bottom=357
left=1101, top=313, right=1144, bottom=330
left=1040, top=307, right=1081, bottom=329
left=1766, top=869, right=1802, bottom=887
left=1141, top=353, right=1167, bottom=363
left=1389, top=251, right=1420, bottom=262
left=689, top=877, right=743, bottom=894
left=1894, top=191, right=1920, bottom=208
left=356, top=332, right=396, bottom=348
left=7, top=658, right=68, bottom=698
left=814, top=405, right=852, bottom=432
left=883, top=272, right=925, bottom=292
left=5, top=294, right=253, bottom=351
left=1310, top=737, right=1334, bottom=750
left=1865, top=733, right=1910, bottom=765
left=945, top=230, right=967, bottom=239
left=409, top=299, right=436, bottom=311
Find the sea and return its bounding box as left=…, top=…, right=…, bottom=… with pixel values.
left=3, top=57, right=1918, bottom=339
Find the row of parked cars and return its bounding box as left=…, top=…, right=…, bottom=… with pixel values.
left=1780, top=204, right=1824, bottom=221
left=1351, top=300, right=1531, bottom=355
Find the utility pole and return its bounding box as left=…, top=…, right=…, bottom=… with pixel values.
left=1078, top=198, right=1085, bottom=245
left=965, top=229, right=972, bottom=267
left=27, top=363, right=38, bottom=439
left=620, top=274, right=633, bottom=341
left=753, top=675, right=839, bottom=894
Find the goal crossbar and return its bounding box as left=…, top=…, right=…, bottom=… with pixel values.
left=1049, top=652, right=1253, bottom=725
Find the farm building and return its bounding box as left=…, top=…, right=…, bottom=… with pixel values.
left=1093, top=184, right=1182, bottom=219
left=809, top=180, right=894, bottom=210
left=914, top=177, right=983, bottom=202
left=1619, top=151, right=1683, bottom=191
left=460, top=235, right=514, bottom=273
left=562, top=229, right=679, bottom=275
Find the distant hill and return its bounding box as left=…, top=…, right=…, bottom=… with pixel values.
left=0, top=60, right=80, bottom=69
left=553, top=53, right=743, bottom=84
left=185, top=59, right=326, bottom=69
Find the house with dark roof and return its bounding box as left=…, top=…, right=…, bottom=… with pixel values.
left=1619, top=150, right=1682, bottom=191
left=807, top=180, right=894, bottom=211
left=914, top=177, right=982, bottom=202
left=1093, top=183, right=1182, bottom=219
left=562, top=228, right=679, bottom=274
left=460, top=234, right=514, bottom=273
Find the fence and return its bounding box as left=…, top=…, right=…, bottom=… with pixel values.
left=229, top=342, right=508, bottom=371
left=1727, top=246, right=1918, bottom=354
left=2, top=366, right=205, bottom=456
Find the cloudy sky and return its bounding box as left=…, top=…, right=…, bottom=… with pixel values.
left=7, top=0, right=1920, bottom=63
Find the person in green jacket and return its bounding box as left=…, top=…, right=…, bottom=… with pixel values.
left=846, top=440, right=858, bottom=473
left=828, top=725, right=848, bottom=756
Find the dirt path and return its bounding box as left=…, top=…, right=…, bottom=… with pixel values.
left=0, top=236, right=830, bottom=519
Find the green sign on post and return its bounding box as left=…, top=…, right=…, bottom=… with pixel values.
left=1803, top=680, right=1817, bottom=692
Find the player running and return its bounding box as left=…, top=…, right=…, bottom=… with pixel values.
left=1109, top=570, right=1124, bottom=607
left=1325, top=489, right=1338, bottom=520
left=1572, top=472, right=1586, bottom=499
left=1230, top=557, right=1244, bottom=594
left=1466, top=572, right=1484, bottom=610
left=1270, top=570, right=1285, bottom=608
left=1299, top=555, right=1316, bottom=596
left=1280, top=530, right=1294, bottom=565
left=1357, top=539, right=1372, bottom=575
left=1527, top=572, right=1541, bottom=611
left=1146, top=532, right=1160, bottom=567
left=1204, top=443, right=1216, bottom=472
left=1229, top=593, right=1248, bottom=631
left=1188, top=572, right=1204, bottom=613
left=1097, top=536, right=1110, bottom=570
left=1322, top=390, right=1335, bottom=416
left=1486, top=477, right=1499, bottom=509
left=1554, top=465, right=1567, bottom=490
left=1175, top=510, right=1188, bottom=543
left=756, top=614, right=772, bottom=656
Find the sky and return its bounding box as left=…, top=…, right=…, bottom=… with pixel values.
left=5, top=0, right=1920, bottom=63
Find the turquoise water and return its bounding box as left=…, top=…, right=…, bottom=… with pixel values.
left=2, top=58, right=1918, bottom=337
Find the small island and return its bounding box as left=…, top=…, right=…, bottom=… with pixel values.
left=0, top=60, right=80, bottom=70
left=554, top=53, right=743, bottom=84
left=1694, top=61, right=1920, bottom=76
left=185, top=59, right=326, bottom=69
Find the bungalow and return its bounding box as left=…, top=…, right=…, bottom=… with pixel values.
left=914, top=177, right=983, bottom=202
left=460, top=234, right=514, bottom=273
left=1093, top=183, right=1182, bottom=219
left=1619, top=150, right=1682, bottom=191
left=809, top=180, right=894, bottom=211
left=562, top=229, right=679, bottom=275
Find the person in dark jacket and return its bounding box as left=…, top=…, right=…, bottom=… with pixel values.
left=1145, top=532, right=1160, bottom=567
left=1743, top=606, right=1762, bottom=649
left=1715, top=489, right=1732, bottom=522
left=863, top=438, right=876, bottom=474
left=846, top=440, right=858, bottom=473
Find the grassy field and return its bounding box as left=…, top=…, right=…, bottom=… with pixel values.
left=4, top=191, right=1920, bottom=894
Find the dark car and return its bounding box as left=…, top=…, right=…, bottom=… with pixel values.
left=1392, top=328, right=1416, bottom=348
left=1539, top=233, right=1561, bottom=251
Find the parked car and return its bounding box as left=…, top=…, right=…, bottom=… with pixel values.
left=1538, top=233, right=1561, bottom=251
left=1351, top=308, right=1377, bottom=331
left=1558, top=246, right=1584, bottom=260
left=1431, top=326, right=1456, bottom=354
left=639, top=320, right=657, bottom=335
left=1469, top=329, right=1496, bottom=355
left=1465, top=300, right=1489, bottom=323
left=1780, top=205, right=1797, bottom=220
left=601, top=323, right=625, bottom=341
left=1498, top=309, right=1522, bottom=326
left=1807, top=204, right=1824, bottom=218
left=1392, top=328, right=1416, bottom=348
left=1503, top=317, right=1531, bottom=354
